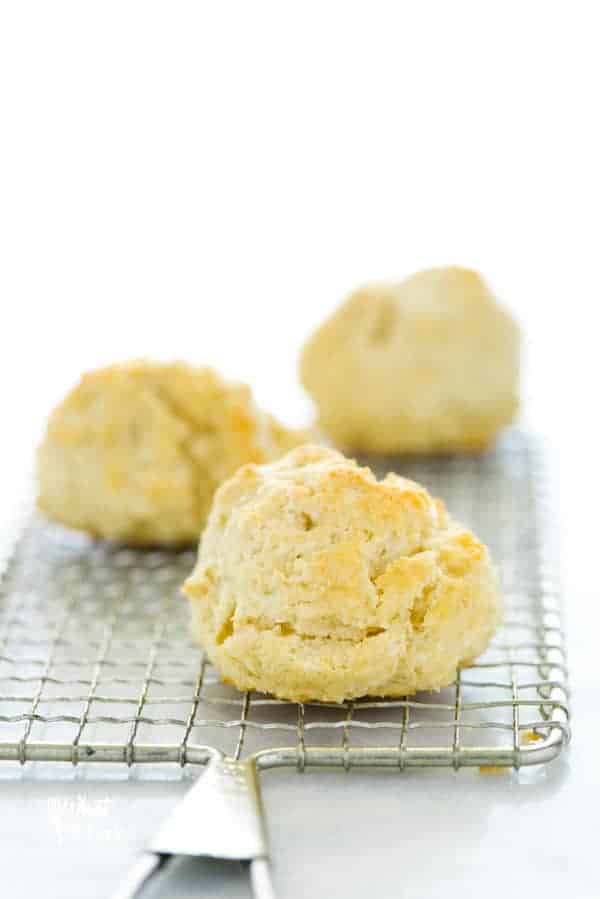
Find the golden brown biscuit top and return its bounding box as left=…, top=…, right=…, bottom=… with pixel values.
left=186, top=444, right=494, bottom=644
left=184, top=443, right=500, bottom=701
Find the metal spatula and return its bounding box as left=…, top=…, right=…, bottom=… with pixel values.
left=112, top=750, right=274, bottom=898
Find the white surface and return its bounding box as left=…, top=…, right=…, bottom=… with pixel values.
left=1, top=3, right=599, bottom=897
left=5, top=424, right=599, bottom=899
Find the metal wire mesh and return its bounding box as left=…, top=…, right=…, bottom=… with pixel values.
left=0, top=430, right=569, bottom=771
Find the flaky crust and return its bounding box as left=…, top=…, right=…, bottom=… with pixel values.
left=183, top=444, right=501, bottom=702
left=300, top=267, right=520, bottom=454
left=37, top=360, right=308, bottom=545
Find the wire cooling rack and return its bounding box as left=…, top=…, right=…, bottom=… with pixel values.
left=0, top=430, right=569, bottom=772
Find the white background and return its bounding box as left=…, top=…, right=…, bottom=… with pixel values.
left=1, top=3, right=599, bottom=898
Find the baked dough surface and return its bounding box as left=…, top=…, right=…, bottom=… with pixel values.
left=37, top=360, right=307, bottom=545
left=184, top=444, right=501, bottom=701
left=300, top=267, right=520, bottom=454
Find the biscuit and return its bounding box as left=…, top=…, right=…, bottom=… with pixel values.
left=183, top=444, right=501, bottom=702
left=37, top=360, right=308, bottom=545
left=300, top=267, right=520, bottom=454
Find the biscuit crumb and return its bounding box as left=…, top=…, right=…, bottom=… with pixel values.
left=522, top=730, right=544, bottom=745
left=479, top=765, right=509, bottom=775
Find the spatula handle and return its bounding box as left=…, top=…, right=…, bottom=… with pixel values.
left=110, top=853, right=166, bottom=899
